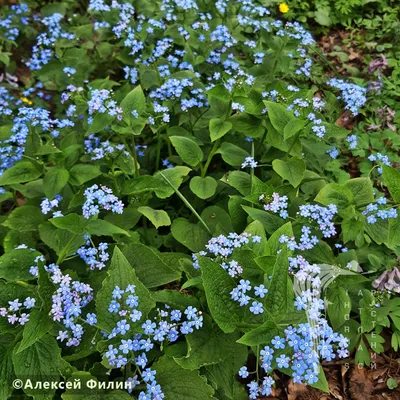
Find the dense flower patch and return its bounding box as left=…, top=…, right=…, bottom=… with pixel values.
left=0, top=0, right=399, bottom=399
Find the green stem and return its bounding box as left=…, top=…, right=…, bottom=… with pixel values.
left=155, top=130, right=162, bottom=172
left=201, top=140, right=219, bottom=178
left=57, top=233, right=78, bottom=265
left=131, top=136, right=140, bottom=178
left=159, top=171, right=212, bottom=235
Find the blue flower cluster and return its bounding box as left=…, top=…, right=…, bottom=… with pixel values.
left=77, top=236, right=109, bottom=270
left=82, top=184, right=124, bottom=219
left=241, top=156, right=258, bottom=169
left=368, top=152, right=391, bottom=174
left=0, top=296, right=35, bottom=326
left=26, top=13, right=75, bottom=71
left=328, top=78, right=367, bottom=116
left=87, top=89, right=123, bottom=124
left=362, top=197, right=397, bottom=224
left=48, top=264, right=94, bottom=347
left=259, top=192, right=289, bottom=219
left=104, top=285, right=203, bottom=399
left=40, top=195, right=63, bottom=217
left=0, top=3, right=29, bottom=41
left=193, top=232, right=261, bottom=274
left=230, top=279, right=267, bottom=313
left=84, top=134, right=126, bottom=160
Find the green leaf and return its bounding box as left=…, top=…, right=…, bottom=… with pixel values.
left=154, top=356, right=214, bottom=399
left=171, top=218, right=210, bottom=252
left=344, top=178, right=374, bottom=206
left=189, top=176, right=217, bottom=199
left=382, top=165, right=400, bottom=203
left=327, top=287, right=351, bottom=330
left=17, top=309, right=53, bottom=353
left=283, top=118, right=307, bottom=140
left=205, top=340, right=248, bottom=399
left=170, top=136, right=203, bottom=167
left=43, top=168, right=70, bottom=199
left=154, top=166, right=191, bottom=199
left=50, top=213, right=87, bottom=234
left=86, top=113, right=114, bottom=134
left=86, top=219, right=130, bottom=237
left=96, top=247, right=155, bottom=332
left=265, top=247, right=289, bottom=321
left=217, top=143, right=249, bottom=167
left=0, top=339, right=15, bottom=400
left=228, top=114, right=264, bottom=138
left=199, top=256, right=244, bottom=333
left=151, top=290, right=200, bottom=309
left=242, top=206, right=284, bottom=234
left=209, top=118, right=232, bottom=141
left=120, top=85, right=146, bottom=120
left=122, top=244, right=181, bottom=288
left=12, top=335, right=62, bottom=400
left=137, top=206, right=171, bottom=229
left=175, top=321, right=236, bottom=370
left=39, top=223, right=85, bottom=257
left=0, top=161, right=41, bottom=185
left=237, top=318, right=282, bottom=346
left=69, top=164, right=101, bottom=186
left=272, top=158, right=305, bottom=187
left=0, top=248, right=41, bottom=281
left=315, top=183, right=354, bottom=209
left=264, top=101, right=295, bottom=134
left=3, top=206, right=45, bottom=232
left=265, top=222, right=293, bottom=256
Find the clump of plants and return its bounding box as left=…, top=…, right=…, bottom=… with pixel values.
left=0, top=0, right=399, bottom=399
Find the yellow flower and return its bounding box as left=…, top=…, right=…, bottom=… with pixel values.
left=20, top=97, right=33, bottom=105
left=279, top=3, right=289, bottom=13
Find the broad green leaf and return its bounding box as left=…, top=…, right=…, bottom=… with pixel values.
left=209, top=118, right=232, bottom=141
left=86, top=113, right=114, bottom=134
left=154, top=166, right=191, bottom=199
left=17, top=309, right=53, bottom=353
left=264, top=101, right=295, bottom=134
left=0, top=161, right=41, bottom=185
left=12, top=335, right=62, bottom=400
left=50, top=213, right=87, bottom=234
left=205, top=339, right=248, bottom=399
left=327, top=287, right=351, bottom=330
left=190, top=176, right=217, bottom=199
left=39, top=223, right=86, bottom=257
left=217, top=143, right=249, bottom=167
left=199, top=256, right=244, bottom=333
left=122, top=244, right=181, bottom=288
left=120, top=85, right=146, bottom=116
left=382, top=165, right=400, bottom=203
left=265, top=247, right=289, bottom=321
left=43, top=168, right=69, bottom=199
left=228, top=113, right=264, bottom=138
left=171, top=218, right=210, bottom=252
left=0, top=338, right=15, bottom=400
left=86, top=219, right=130, bottom=237
left=237, top=318, right=283, bottom=346
left=170, top=136, right=203, bottom=167
left=0, top=248, right=41, bottom=281
left=344, top=178, right=374, bottom=206
left=272, top=158, right=305, bottom=187
left=224, top=171, right=251, bottom=195
left=69, top=164, right=101, bottom=186
left=175, top=321, right=236, bottom=370
left=360, top=290, right=375, bottom=332
left=154, top=356, right=214, bottom=399
left=151, top=290, right=200, bottom=310
left=242, top=206, right=284, bottom=235
left=96, top=247, right=155, bottom=332
left=315, top=183, right=354, bottom=209
left=284, top=118, right=307, bottom=140
left=3, top=206, right=45, bottom=232
left=137, top=206, right=171, bottom=229
left=265, top=222, right=293, bottom=256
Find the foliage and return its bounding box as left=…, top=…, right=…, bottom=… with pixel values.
left=0, top=0, right=399, bottom=399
